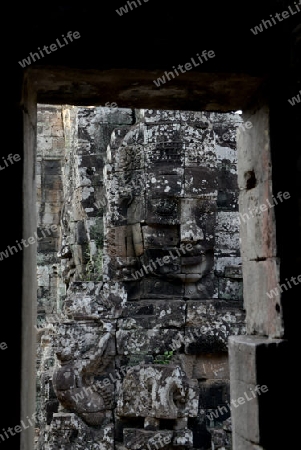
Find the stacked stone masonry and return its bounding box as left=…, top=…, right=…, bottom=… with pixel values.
left=36, top=106, right=246, bottom=450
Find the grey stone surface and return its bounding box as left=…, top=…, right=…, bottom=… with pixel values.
left=229, top=335, right=289, bottom=448
left=36, top=106, right=245, bottom=449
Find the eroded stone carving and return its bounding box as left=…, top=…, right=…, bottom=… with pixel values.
left=45, top=413, right=114, bottom=450
left=104, top=118, right=217, bottom=298
left=36, top=107, right=245, bottom=450
left=52, top=329, right=114, bottom=426
left=116, top=364, right=199, bottom=449
left=117, top=364, right=198, bottom=418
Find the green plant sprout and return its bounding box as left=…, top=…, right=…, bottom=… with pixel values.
left=153, top=350, right=174, bottom=364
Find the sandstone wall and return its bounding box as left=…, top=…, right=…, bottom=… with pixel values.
left=36, top=106, right=245, bottom=450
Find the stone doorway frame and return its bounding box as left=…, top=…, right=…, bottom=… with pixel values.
left=21, top=66, right=281, bottom=450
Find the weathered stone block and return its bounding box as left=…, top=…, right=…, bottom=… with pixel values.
left=173, top=428, right=193, bottom=446
left=181, top=198, right=216, bottom=247
left=184, top=326, right=229, bottom=354
left=123, top=278, right=142, bottom=300
left=123, top=170, right=147, bottom=196
left=103, top=256, right=135, bottom=281
left=214, top=256, right=242, bottom=277
left=116, top=329, right=183, bottom=355
left=224, top=265, right=242, bottom=279
left=146, top=174, right=183, bottom=197
left=52, top=137, right=65, bottom=150
left=42, top=159, right=62, bottom=175
left=123, top=428, right=173, bottom=449
left=218, top=278, right=243, bottom=301
left=237, top=106, right=272, bottom=189
left=181, top=253, right=211, bottom=275
left=142, top=225, right=180, bottom=248
left=91, top=107, right=134, bottom=125
left=238, top=182, right=278, bottom=261
left=142, top=277, right=184, bottom=298
left=199, top=379, right=230, bottom=412
left=183, top=129, right=216, bottom=168
left=229, top=336, right=290, bottom=448
left=48, top=413, right=114, bottom=449
left=192, top=354, right=229, bottom=380
left=142, top=109, right=182, bottom=123
left=145, top=139, right=184, bottom=175
left=139, top=249, right=181, bottom=278
left=105, top=226, right=129, bottom=258
left=118, top=300, right=186, bottom=329
left=43, top=189, right=62, bottom=203
left=211, top=427, right=232, bottom=449
left=126, top=196, right=146, bottom=224
left=215, top=232, right=240, bottom=256
left=38, top=237, right=60, bottom=253
left=146, top=197, right=180, bottom=225
left=241, top=258, right=283, bottom=337
left=180, top=110, right=211, bottom=126
left=145, top=123, right=182, bottom=144
left=116, top=364, right=199, bottom=418
left=180, top=198, right=216, bottom=220
left=216, top=211, right=240, bottom=234
left=232, top=434, right=264, bottom=450
left=184, top=167, right=218, bottom=196
left=184, top=272, right=218, bottom=299
left=185, top=301, right=245, bottom=352
left=217, top=189, right=238, bottom=210
left=54, top=322, right=116, bottom=358
left=63, top=281, right=123, bottom=319
left=180, top=222, right=204, bottom=242
left=75, top=220, right=88, bottom=245
left=113, top=145, right=145, bottom=173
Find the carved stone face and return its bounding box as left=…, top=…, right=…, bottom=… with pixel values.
left=105, top=121, right=217, bottom=299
